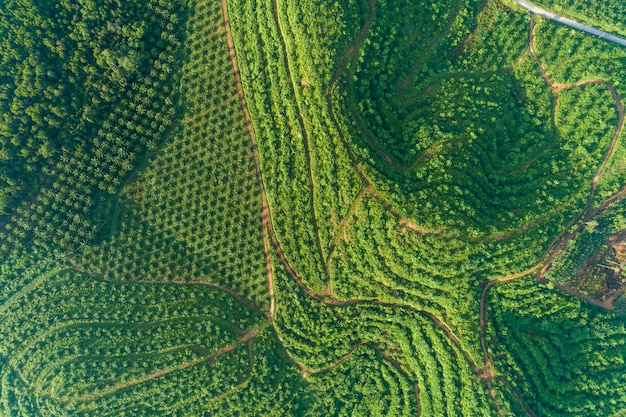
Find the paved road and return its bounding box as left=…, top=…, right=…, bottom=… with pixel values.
left=514, top=0, right=626, bottom=47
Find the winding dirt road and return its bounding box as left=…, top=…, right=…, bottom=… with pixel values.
left=478, top=14, right=626, bottom=416
left=221, top=1, right=626, bottom=415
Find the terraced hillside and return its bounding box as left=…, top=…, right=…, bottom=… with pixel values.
left=1, top=0, right=626, bottom=415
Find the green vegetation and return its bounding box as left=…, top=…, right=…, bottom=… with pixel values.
left=532, top=0, right=626, bottom=35
left=0, top=0, right=184, bottom=253
left=488, top=277, right=626, bottom=416
left=2, top=0, right=626, bottom=415
left=74, top=0, right=269, bottom=309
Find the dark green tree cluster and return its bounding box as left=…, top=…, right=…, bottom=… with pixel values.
left=488, top=277, right=626, bottom=416
left=0, top=0, right=178, bottom=215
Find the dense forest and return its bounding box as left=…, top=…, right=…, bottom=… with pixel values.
left=1, top=0, right=626, bottom=415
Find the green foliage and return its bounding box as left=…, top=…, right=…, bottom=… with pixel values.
left=2, top=0, right=626, bottom=415
left=75, top=0, right=269, bottom=309
left=488, top=278, right=626, bottom=416
left=532, top=0, right=626, bottom=36
left=336, top=0, right=616, bottom=239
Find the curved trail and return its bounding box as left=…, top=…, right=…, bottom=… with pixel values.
left=396, top=0, right=464, bottom=97
left=18, top=0, right=626, bottom=413
left=267, top=208, right=501, bottom=414
left=325, top=0, right=409, bottom=172
left=300, top=341, right=368, bottom=378
left=324, top=0, right=505, bottom=412
left=538, top=183, right=626, bottom=311
left=272, top=329, right=422, bottom=414
left=478, top=14, right=626, bottom=417
left=223, top=0, right=626, bottom=415
left=10, top=262, right=270, bottom=402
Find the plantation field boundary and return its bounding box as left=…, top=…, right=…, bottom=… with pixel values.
left=318, top=0, right=615, bottom=268
left=324, top=0, right=626, bottom=257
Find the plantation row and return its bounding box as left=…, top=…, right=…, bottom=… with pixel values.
left=73, top=0, right=270, bottom=310
left=0, top=260, right=447, bottom=416
left=327, top=193, right=556, bottom=349
left=229, top=2, right=626, bottom=414
left=0, top=268, right=266, bottom=416
left=487, top=277, right=626, bottom=416
left=1, top=0, right=276, bottom=414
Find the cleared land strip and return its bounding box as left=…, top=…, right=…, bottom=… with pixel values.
left=514, top=0, right=626, bottom=47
